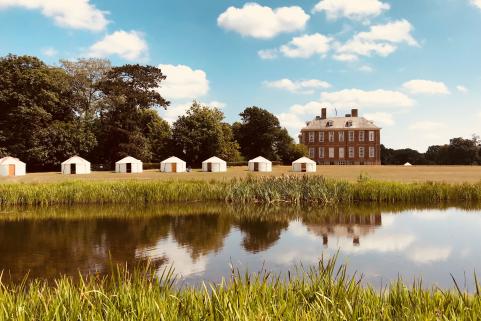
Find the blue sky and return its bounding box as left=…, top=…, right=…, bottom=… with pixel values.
left=1, top=0, right=480, bottom=151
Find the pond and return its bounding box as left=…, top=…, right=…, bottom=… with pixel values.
left=0, top=203, right=480, bottom=289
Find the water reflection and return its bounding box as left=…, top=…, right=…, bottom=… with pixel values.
left=0, top=204, right=481, bottom=288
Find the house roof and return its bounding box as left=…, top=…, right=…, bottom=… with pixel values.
left=301, top=116, right=380, bottom=131
left=249, top=156, right=272, bottom=163
left=202, top=156, right=226, bottom=164
left=292, top=157, right=316, bottom=164
left=61, top=156, right=90, bottom=165
left=161, top=156, right=186, bottom=164
left=116, top=156, right=142, bottom=164
left=0, top=156, right=25, bottom=165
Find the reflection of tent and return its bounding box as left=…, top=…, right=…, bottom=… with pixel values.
left=202, top=156, right=227, bottom=172
left=248, top=156, right=272, bottom=172
left=0, top=156, right=26, bottom=176
left=160, top=156, right=186, bottom=173
left=292, top=157, right=316, bottom=173
left=404, top=162, right=412, bottom=166
left=115, top=156, right=143, bottom=173
left=61, top=156, right=91, bottom=175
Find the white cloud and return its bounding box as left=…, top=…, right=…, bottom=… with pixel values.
left=159, top=101, right=225, bottom=124
left=358, top=65, right=374, bottom=73
left=279, top=33, right=332, bottom=58
left=364, top=112, right=394, bottom=126
left=456, top=85, right=468, bottom=93
left=41, top=47, right=58, bottom=57
left=320, top=89, right=415, bottom=108
left=278, top=113, right=306, bottom=133
left=0, top=0, right=108, bottom=31
left=157, top=64, right=209, bottom=101
left=263, top=78, right=331, bottom=94
left=87, top=30, right=148, bottom=61
left=336, top=20, right=418, bottom=60
left=472, top=0, right=481, bottom=9
left=402, top=80, right=450, bottom=95
left=312, top=0, right=390, bottom=21
left=407, top=246, right=452, bottom=264
left=409, top=121, right=446, bottom=131
left=333, top=53, right=358, bottom=62
left=258, top=49, right=278, bottom=60
left=217, top=2, right=309, bottom=39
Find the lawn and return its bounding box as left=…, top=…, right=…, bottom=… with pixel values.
left=1, top=165, right=481, bottom=184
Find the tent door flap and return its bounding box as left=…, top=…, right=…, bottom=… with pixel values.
left=8, top=164, right=15, bottom=176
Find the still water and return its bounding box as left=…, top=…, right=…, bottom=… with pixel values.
left=1, top=204, right=480, bottom=288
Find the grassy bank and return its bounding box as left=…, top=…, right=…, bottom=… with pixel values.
left=0, top=258, right=479, bottom=320
left=1, top=175, right=481, bottom=206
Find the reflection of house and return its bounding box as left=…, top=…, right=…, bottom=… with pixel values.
left=305, top=213, right=382, bottom=247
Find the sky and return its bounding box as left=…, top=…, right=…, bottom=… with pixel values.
left=0, top=0, right=480, bottom=152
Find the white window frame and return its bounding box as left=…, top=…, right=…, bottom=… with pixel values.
left=369, top=146, right=375, bottom=158
left=348, top=147, right=354, bottom=158
left=338, top=131, right=345, bottom=142
left=359, top=147, right=365, bottom=158
left=359, top=131, right=365, bottom=142
left=339, top=147, right=345, bottom=159
left=348, top=131, right=354, bottom=142
left=369, top=131, right=375, bottom=142
left=329, top=147, right=334, bottom=159
left=319, top=147, right=325, bottom=159
left=309, top=147, right=315, bottom=158
left=328, top=131, right=335, bottom=142
left=319, top=131, right=324, bottom=142
left=309, top=132, right=315, bottom=143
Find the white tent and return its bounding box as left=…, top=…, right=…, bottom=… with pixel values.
left=202, top=156, right=227, bottom=172
left=404, top=162, right=412, bottom=166
left=248, top=156, right=272, bottom=172
left=292, top=157, right=317, bottom=173
left=0, top=156, right=26, bottom=176
left=61, top=156, right=91, bottom=175
left=160, top=156, right=186, bottom=173
left=115, top=156, right=143, bottom=173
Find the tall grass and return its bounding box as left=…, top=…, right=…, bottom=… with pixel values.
left=1, top=175, right=481, bottom=206
left=0, top=257, right=480, bottom=320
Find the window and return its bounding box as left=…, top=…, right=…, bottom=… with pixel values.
left=329, top=148, right=334, bottom=158
left=349, top=147, right=354, bottom=158
left=309, top=147, right=315, bottom=158
left=338, top=131, right=345, bottom=142
left=369, top=146, right=375, bottom=158
left=327, top=120, right=333, bottom=127
left=369, top=131, right=375, bottom=142
left=319, top=147, right=325, bottom=159
left=345, top=120, right=353, bottom=127
left=348, top=131, right=354, bottom=142
left=309, top=132, right=315, bottom=143
left=359, top=131, right=365, bottom=142
left=328, top=131, right=335, bottom=142
left=359, top=147, right=365, bottom=158
left=319, top=131, right=324, bottom=142
left=339, top=147, right=345, bottom=159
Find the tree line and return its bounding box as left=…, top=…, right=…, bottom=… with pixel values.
left=0, top=54, right=306, bottom=171
left=381, top=136, right=481, bottom=165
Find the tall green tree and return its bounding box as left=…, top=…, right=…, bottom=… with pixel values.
left=171, top=101, right=241, bottom=166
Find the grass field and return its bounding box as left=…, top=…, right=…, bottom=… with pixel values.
left=1, top=165, right=481, bottom=184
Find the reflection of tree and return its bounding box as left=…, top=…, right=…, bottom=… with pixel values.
left=170, top=214, right=232, bottom=260
left=236, top=219, right=289, bottom=253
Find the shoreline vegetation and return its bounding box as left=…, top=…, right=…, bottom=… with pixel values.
left=1, top=175, right=481, bottom=206
left=0, top=257, right=480, bottom=320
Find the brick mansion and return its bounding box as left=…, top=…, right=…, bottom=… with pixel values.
left=299, top=108, right=381, bottom=165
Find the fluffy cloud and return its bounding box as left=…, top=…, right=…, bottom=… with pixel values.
left=456, top=85, right=468, bottom=93
left=157, top=64, right=209, bottom=101
left=279, top=33, right=333, bottom=58
left=336, top=20, right=418, bottom=60
left=472, top=0, right=481, bottom=9
left=363, top=112, right=394, bottom=126
left=263, top=78, right=331, bottom=94
left=87, top=30, right=148, bottom=61
left=312, top=0, right=390, bottom=21
left=217, top=2, right=309, bottom=39
left=258, top=49, right=278, bottom=60
left=41, top=47, right=58, bottom=57
left=402, top=80, right=450, bottom=95
left=409, top=121, right=446, bottom=131
left=320, top=89, right=415, bottom=108
left=0, top=0, right=108, bottom=31
left=407, top=246, right=452, bottom=264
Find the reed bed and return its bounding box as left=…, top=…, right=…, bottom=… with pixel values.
left=1, top=176, right=481, bottom=206
left=0, top=257, right=480, bottom=320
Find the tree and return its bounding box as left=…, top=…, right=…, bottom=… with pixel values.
left=233, top=106, right=296, bottom=162
left=381, top=145, right=427, bottom=165
left=171, top=102, right=241, bottom=166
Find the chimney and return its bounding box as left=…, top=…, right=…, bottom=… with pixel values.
left=321, top=108, right=327, bottom=119
left=351, top=109, right=358, bottom=117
